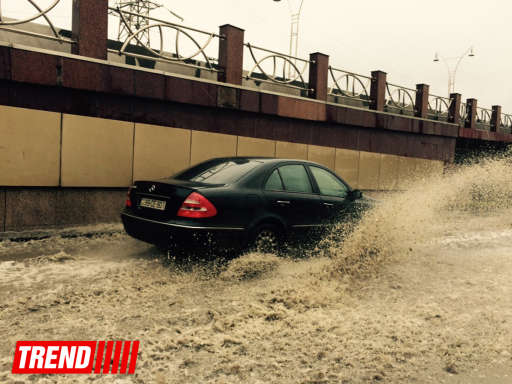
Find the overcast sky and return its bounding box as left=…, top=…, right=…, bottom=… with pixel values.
left=2, top=0, right=510, bottom=112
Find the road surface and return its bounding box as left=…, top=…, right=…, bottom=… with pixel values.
left=0, top=159, right=511, bottom=383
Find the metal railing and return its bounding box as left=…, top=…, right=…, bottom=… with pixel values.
left=385, top=82, right=416, bottom=115
left=0, top=0, right=74, bottom=44
left=2, top=2, right=512, bottom=134
left=500, top=113, right=512, bottom=133
left=108, top=6, right=222, bottom=72
left=328, top=66, right=371, bottom=107
left=427, top=94, right=453, bottom=121
left=475, top=107, right=492, bottom=130
left=244, top=43, right=311, bottom=92
left=460, top=102, right=468, bottom=126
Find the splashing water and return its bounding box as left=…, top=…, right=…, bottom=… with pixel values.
left=220, top=253, right=280, bottom=281
left=322, top=155, right=512, bottom=278
left=0, top=155, right=512, bottom=383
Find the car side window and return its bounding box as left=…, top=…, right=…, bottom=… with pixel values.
left=310, top=166, right=348, bottom=198
left=278, top=165, right=313, bottom=193
left=265, top=169, right=285, bottom=191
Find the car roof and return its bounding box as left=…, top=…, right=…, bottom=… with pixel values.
left=193, top=156, right=354, bottom=189
left=210, top=156, right=326, bottom=167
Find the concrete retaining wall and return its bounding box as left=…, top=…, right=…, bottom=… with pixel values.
left=0, top=104, right=444, bottom=232
left=0, top=104, right=444, bottom=190
left=0, top=44, right=456, bottom=232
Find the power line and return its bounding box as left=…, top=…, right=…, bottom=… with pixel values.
left=112, top=0, right=183, bottom=47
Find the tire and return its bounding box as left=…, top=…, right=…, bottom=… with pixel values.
left=249, top=223, right=283, bottom=254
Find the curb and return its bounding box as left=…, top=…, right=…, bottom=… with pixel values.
left=0, top=224, right=124, bottom=243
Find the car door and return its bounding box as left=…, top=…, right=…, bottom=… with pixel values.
left=263, top=164, right=323, bottom=229
left=308, top=165, right=351, bottom=224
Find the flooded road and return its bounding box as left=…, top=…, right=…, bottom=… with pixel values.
left=0, top=159, right=511, bottom=383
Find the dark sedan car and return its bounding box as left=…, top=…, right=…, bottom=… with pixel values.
left=121, top=157, right=369, bottom=254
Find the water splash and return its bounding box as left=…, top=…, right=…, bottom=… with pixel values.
left=220, top=253, right=280, bottom=281
left=1, top=155, right=512, bottom=383
left=324, top=155, right=512, bottom=277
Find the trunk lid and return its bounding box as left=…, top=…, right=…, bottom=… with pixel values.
left=130, top=179, right=221, bottom=220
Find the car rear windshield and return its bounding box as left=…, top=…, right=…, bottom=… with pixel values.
left=174, top=159, right=263, bottom=184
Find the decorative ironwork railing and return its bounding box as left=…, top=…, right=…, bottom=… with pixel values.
left=0, top=0, right=73, bottom=44
left=427, top=94, right=453, bottom=121
left=1, top=2, right=512, bottom=133
left=501, top=113, right=512, bottom=133
left=385, top=82, right=416, bottom=114
left=475, top=107, right=492, bottom=130
left=244, top=43, right=311, bottom=92
left=328, top=66, right=371, bottom=106
left=108, top=6, right=222, bottom=72
left=460, top=102, right=468, bottom=126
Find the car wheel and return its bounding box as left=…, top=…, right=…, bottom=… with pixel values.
left=250, top=224, right=282, bottom=254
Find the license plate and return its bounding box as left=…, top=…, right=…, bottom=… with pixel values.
left=139, top=198, right=166, bottom=210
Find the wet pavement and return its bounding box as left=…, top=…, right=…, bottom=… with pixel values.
left=0, top=159, right=512, bottom=383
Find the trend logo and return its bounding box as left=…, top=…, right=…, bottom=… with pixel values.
left=12, top=341, right=139, bottom=374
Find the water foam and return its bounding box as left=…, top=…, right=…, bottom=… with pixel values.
left=1, top=154, right=512, bottom=383
left=323, top=155, right=512, bottom=278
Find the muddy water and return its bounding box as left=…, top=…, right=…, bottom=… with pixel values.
left=1, top=159, right=512, bottom=383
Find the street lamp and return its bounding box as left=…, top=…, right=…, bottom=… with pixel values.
left=433, top=46, right=475, bottom=97
left=273, top=0, right=305, bottom=78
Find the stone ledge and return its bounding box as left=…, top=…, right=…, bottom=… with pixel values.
left=0, top=43, right=476, bottom=140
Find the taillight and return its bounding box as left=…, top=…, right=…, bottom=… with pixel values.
left=125, top=186, right=134, bottom=208
left=177, top=192, right=217, bottom=218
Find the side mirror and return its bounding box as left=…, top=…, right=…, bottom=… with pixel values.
left=350, top=189, right=363, bottom=200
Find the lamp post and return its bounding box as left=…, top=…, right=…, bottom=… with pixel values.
left=433, top=46, right=475, bottom=97
left=273, top=0, right=304, bottom=78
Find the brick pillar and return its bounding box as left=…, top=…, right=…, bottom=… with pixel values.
left=308, top=52, right=329, bottom=101
left=415, top=84, right=429, bottom=118
left=448, top=93, right=461, bottom=124
left=218, top=25, right=244, bottom=85
left=466, top=98, right=477, bottom=129
left=72, top=0, right=108, bottom=60
left=491, top=105, right=502, bottom=132
left=370, top=70, right=387, bottom=111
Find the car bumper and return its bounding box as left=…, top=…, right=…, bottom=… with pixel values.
left=120, top=211, right=247, bottom=250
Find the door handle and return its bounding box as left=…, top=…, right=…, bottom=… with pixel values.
left=323, top=202, right=334, bottom=207
left=276, top=200, right=291, bottom=205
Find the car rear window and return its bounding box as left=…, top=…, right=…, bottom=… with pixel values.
left=175, top=159, right=262, bottom=184
left=265, top=169, right=284, bottom=191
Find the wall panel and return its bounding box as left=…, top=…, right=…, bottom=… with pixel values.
left=335, top=148, right=360, bottom=188
left=415, top=158, right=444, bottom=180
left=275, top=141, right=308, bottom=160
left=358, top=151, right=381, bottom=190
left=61, top=114, right=134, bottom=187
left=397, top=155, right=417, bottom=189
left=133, top=124, right=191, bottom=180
left=190, top=131, right=237, bottom=165
left=0, top=105, right=60, bottom=186
left=237, top=136, right=275, bottom=157
left=308, top=145, right=335, bottom=170
left=379, top=154, right=400, bottom=191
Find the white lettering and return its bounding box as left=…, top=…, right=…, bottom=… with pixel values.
left=28, top=346, right=45, bottom=369
left=58, top=346, right=76, bottom=369
left=44, top=346, right=59, bottom=369
left=18, top=346, right=31, bottom=369
left=75, top=346, right=91, bottom=369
